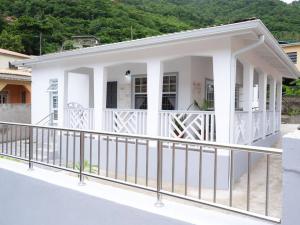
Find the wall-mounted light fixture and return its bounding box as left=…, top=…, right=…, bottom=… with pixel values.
left=125, top=70, right=131, bottom=78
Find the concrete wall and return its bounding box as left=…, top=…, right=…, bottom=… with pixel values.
left=282, top=131, right=300, bottom=225
left=0, top=104, right=30, bottom=123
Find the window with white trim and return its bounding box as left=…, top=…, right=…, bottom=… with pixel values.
left=133, top=76, right=147, bottom=109
left=287, top=52, right=297, bottom=64
left=162, top=74, right=177, bottom=110
left=48, top=79, right=58, bottom=122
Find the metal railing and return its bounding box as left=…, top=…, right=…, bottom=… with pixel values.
left=0, top=121, right=282, bottom=223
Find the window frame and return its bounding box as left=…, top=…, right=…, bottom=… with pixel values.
left=131, top=75, right=148, bottom=110
left=48, top=79, right=59, bottom=123
left=162, top=72, right=178, bottom=110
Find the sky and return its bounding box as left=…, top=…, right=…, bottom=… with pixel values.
left=281, top=0, right=295, bottom=3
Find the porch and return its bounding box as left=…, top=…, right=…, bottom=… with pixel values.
left=63, top=55, right=281, bottom=145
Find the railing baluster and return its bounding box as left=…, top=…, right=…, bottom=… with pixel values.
left=15, top=125, right=17, bottom=156
left=90, top=133, right=93, bottom=173
left=98, top=134, right=101, bottom=175
left=28, top=126, right=33, bottom=170
left=171, top=143, right=175, bottom=192
left=10, top=125, right=13, bottom=155
left=265, top=154, right=270, bottom=216
left=59, top=130, right=62, bottom=166
left=106, top=135, right=109, bottom=177
left=35, top=127, right=38, bottom=160
left=247, top=152, right=251, bottom=211
left=47, top=128, right=50, bottom=163
left=115, top=136, right=118, bottom=179
left=213, top=148, right=218, bottom=203
left=41, top=128, right=44, bottom=161
left=155, top=140, right=164, bottom=207
left=229, top=150, right=234, bottom=207
left=73, top=131, right=76, bottom=169
left=198, top=145, right=202, bottom=199
left=1, top=126, right=3, bottom=154
left=135, top=139, right=138, bottom=184
left=125, top=137, right=128, bottom=182
left=79, top=131, right=85, bottom=185
left=53, top=129, right=56, bottom=165
left=184, top=144, right=188, bottom=196
left=146, top=139, right=149, bottom=186
left=66, top=130, right=69, bottom=168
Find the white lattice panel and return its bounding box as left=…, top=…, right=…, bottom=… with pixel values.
left=234, top=112, right=248, bottom=144
left=104, top=109, right=147, bottom=135
left=252, top=111, right=262, bottom=141
left=65, top=103, right=94, bottom=130
left=160, top=111, right=215, bottom=141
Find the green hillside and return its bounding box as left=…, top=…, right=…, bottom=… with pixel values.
left=0, top=0, right=299, bottom=55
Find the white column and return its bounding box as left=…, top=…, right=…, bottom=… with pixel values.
left=93, top=65, right=107, bottom=131
left=270, top=77, right=276, bottom=133
left=277, top=80, right=282, bottom=131
left=259, top=73, right=267, bottom=138
left=213, top=49, right=234, bottom=143
left=146, top=59, right=163, bottom=136
left=57, top=70, right=66, bottom=127
left=242, top=63, right=254, bottom=144
left=282, top=131, right=300, bottom=225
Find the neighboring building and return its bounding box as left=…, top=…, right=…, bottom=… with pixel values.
left=0, top=48, right=31, bottom=104
left=62, top=35, right=100, bottom=51
left=281, top=42, right=300, bottom=71
left=0, top=48, right=31, bottom=123
left=14, top=19, right=299, bottom=147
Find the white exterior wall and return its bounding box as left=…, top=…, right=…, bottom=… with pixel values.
left=31, top=65, right=65, bottom=126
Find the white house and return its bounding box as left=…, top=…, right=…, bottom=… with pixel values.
left=13, top=19, right=299, bottom=146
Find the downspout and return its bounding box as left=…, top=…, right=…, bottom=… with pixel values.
left=229, top=35, right=265, bottom=143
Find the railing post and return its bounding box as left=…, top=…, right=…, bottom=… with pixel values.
left=155, top=140, right=164, bottom=207
left=28, top=126, right=34, bottom=170
left=78, top=131, right=85, bottom=186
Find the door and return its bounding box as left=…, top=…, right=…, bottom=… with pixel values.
left=106, top=81, right=117, bottom=108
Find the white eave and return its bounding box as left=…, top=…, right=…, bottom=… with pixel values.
left=12, top=19, right=299, bottom=78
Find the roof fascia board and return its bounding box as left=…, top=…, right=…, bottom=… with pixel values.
left=255, top=20, right=299, bottom=78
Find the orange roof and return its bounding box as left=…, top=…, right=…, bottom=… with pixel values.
left=0, top=48, right=30, bottom=59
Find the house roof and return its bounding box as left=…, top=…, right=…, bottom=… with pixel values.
left=12, top=19, right=300, bottom=78
left=280, top=42, right=300, bottom=48
left=0, top=48, right=30, bottom=59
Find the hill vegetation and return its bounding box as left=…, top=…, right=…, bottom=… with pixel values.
left=0, top=0, right=299, bottom=55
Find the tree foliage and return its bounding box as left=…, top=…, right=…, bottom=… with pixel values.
left=0, top=0, right=299, bottom=55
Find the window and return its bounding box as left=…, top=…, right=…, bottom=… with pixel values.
left=235, top=84, right=243, bottom=110
left=287, top=52, right=297, bottom=64
left=205, top=79, right=214, bottom=109
left=48, top=79, right=58, bottom=122
left=266, top=83, right=270, bottom=110
left=21, top=91, right=26, bottom=104
left=162, top=74, right=177, bottom=110
left=0, top=91, right=8, bottom=104
left=133, top=76, right=147, bottom=109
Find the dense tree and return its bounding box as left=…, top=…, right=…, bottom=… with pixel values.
left=0, top=0, right=299, bottom=55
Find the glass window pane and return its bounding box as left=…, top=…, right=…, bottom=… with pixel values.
left=135, top=78, right=140, bottom=85
left=170, top=76, right=176, bottom=83
left=170, top=84, right=176, bottom=92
